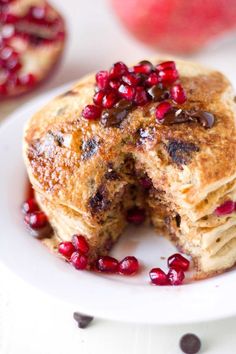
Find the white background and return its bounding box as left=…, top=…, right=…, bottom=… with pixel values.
left=1, top=1, right=236, bottom=353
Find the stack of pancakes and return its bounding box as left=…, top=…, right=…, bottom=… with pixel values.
left=23, top=58, right=236, bottom=278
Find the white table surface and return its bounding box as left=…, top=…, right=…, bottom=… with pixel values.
left=1, top=1, right=236, bottom=353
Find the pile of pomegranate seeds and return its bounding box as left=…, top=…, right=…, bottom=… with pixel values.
left=149, top=253, right=190, bottom=286
left=214, top=199, right=236, bottom=217
left=82, top=60, right=187, bottom=124
left=0, top=1, right=65, bottom=97
left=59, top=235, right=89, bottom=270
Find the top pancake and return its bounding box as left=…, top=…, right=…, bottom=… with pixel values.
left=23, top=58, right=236, bottom=223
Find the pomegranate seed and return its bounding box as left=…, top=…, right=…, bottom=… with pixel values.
left=102, top=90, right=118, bottom=108
left=155, top=101, right=172, bottom=121
left=109, top=61, right=128, bottom=79
left=118, top=256, right=139, bottom=275
left=18, top=73, right=36, bottom=87
left=93, top=90, right=105, bottom=106
left=70, top=252, right=88, bottom=270
left=109, top=79, right=120, bottom=90
left=215, top=200, right=235, bottom=216
left=158, top=68, right=179, bottom=84
left=149, top=268, right=169, bottom=285
left=126, top=207, right=145, bottom=225
left=146, top=72, right=159, bottom=87
left=24, top=211, right=48, bottom=229
left=2, top=24, right=15, bottom=39
left=96, top=70, right=109, bottom=90
left=2, top=13, right=18, bottom=24
left=122, top=73, right=140, bottom=86
left=82, top=104, right=102, bottom=120
left=96, top=256, right=119, bottom=273
left=58, top=241, right=75, bottom=259
left=133, top=60, right=153, bottom=74
left=168, top=253, right=190, bottom=271
left=72, top=235, right=89, bottom=254
left=139, top=176, right=152, bottom=190
left=118, top=84, right=135, bottom=101
left=21, top=198, right=38, bottom=214
left=156, top=61, right=176, bottom=72
left=170, top=84, right=187, bottom=104
left=133, top=86, right=149, bottom=106
left=167, top=268, right=185, bottom=285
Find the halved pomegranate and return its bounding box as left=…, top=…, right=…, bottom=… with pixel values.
left=0, top=0, right=66, bottom=98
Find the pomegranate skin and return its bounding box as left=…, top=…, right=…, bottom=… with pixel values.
left=110, top=0, right=236, bottom=54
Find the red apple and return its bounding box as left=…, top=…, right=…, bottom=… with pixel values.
left=110, top=0, right=236, bottom=54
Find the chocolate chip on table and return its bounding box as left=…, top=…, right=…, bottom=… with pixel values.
left=73, top=312, right=94, bottom=329
left=179, top=333, right=201, bottom=354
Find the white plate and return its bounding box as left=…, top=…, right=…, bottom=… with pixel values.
left=0, top=83, right=235, bottom=325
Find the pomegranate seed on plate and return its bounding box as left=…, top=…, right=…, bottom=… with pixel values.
left=70, top=252, right=88, bottom=270
left=155, top=101, right=172, bottom=121
left=72, top=235, right=89, bottom=254
left=126, top=207, right=146, bottom=225
left=215, top=200, right=235, bottom=216
left=58, top=241, right=75, bottom=259
left=96, top=256, right=119, bottom=273
left=21, top=198, right=38, bottom=214
left=167, top=268, right=185, bottom=285
left=149, top=268, right=169, bottom=285
left=95, top=70, right=109, bottom=90
left=118, top=84, right=135, bottom=101
left=118, top=256, right=139, bottom=275
left=170, top=84, right=187, bottom=104
left=82, top=104, right=102, bottom=120
left=168, top=253, right=190, bottom=271
left=24, top=211, right=48, bottom=229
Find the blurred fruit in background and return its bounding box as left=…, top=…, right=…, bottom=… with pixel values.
left=110, top=0, right=236, bottom=54
left=0, top=0, right=66, bottom=99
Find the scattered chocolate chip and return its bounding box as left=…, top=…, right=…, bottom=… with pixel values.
left=81, top=137, right=100, bottom=160
left=105, top=166, right=119, bottom=181
left=89, top=185, right=110, bottom=214
left=27, top=223, right=53, bottom=239
left=179, top=333, right=201, bottom=354
left=160, top=108, right=215, bottom=129
left=147, top=84, right=169, bottom=101
left=101, top=99, right=133, bottom=127
left=175, top=214, right=181, bottom=227
left=73, top=312, right=94, bottom=329
left=47, top=131, right=64, bottom=147
left=166, top=140, right=199, bottom=165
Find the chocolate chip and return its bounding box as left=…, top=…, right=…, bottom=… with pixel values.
left=161, top=109, right=215, bottom=129
left=101, top=100, right=133, bottom=127
left=166, top=140, right=199, bottom=165
left=179, top=333, right=201, bottom=354
left=147, top=84, right=169, bottom=101
left=175, top=214, right=181, bottom=227
left=81, top=137, right=100, bottom=160
left=89, top=185, right=110, bottom=214
left=61, top=90, right=78, bottom=97
left=73, top=312, right=94, bottom=329
left=190, top=111, right=215, bottom=128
